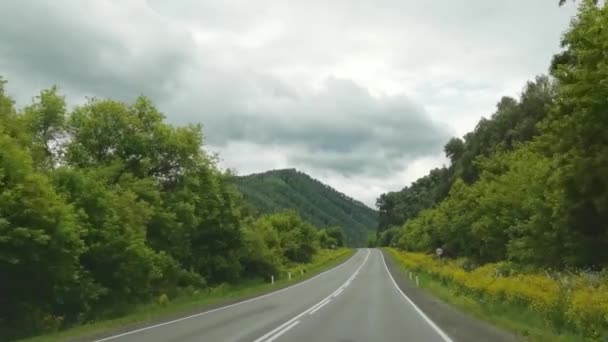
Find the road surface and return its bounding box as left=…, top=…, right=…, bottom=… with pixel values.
left=92, top=249, right=451, bottom=342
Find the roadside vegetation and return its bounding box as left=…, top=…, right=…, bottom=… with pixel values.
left=19, top=248, right=353, bottom=342
left=387, top=249, right=605, bottom=341
left=379, top=2, right=608, bottom=341
left=0, top=76, right=348, bottom=340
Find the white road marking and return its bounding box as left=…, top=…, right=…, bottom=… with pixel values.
left=91, top=250, right=363, bottom=342
left=332, top=288, right=344, bottom=297
left=253, top=249, right=371, bottom=342
left=308, top=299, right=332, bottom=315
left=380, top=251, right=454, bottom=342
left=307, top=297, right=331, bottom=312
left=266, top=321, right=300, bottom=342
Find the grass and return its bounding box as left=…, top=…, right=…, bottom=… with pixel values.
left=385, top=249, right=588, bottom=342
left=20, top=248, right=354, bottom=342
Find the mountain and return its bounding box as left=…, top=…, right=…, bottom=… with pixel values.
left=234, top=169, right=377, bottom=246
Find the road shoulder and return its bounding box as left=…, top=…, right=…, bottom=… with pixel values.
left=382, top=249, right=521, bottom=342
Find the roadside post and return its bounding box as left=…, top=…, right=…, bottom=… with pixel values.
left=436, top=247, right=444, bottom=259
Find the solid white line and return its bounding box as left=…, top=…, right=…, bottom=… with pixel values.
left=308, top=299, right=331, bottom=315
left=253, top=249, right=371, bottom=342
left=380, top=250, right=454, bottom=342
left=266, top=320, right=300, bottom=342
left=91, top=250, right=362, bottom=342
left=333, top=288, right=344, bottom=297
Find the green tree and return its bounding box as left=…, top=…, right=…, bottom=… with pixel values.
left=22, top=86, right=67, bottom=170
left=0, top=77, right=337, bottom=340
left=542, top=0, right=608, bottom=266
left=0, top=131, right=98, bottom=338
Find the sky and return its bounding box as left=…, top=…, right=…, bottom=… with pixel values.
left=0, top=0, right=578, bottom=207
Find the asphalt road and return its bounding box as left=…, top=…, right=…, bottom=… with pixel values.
left=92, top=249, right=451, bottom=342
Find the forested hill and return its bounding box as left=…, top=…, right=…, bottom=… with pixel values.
left=235, top=169, right=377, bottom=246
left=376, top=1, right=608, bottom=269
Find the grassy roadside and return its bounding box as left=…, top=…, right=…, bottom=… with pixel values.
left=20, top=248, right=355, bottom=342
left=385, top=248, right=588, bottom=342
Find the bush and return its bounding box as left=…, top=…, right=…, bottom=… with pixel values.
left=157, top=294, right=169, bottom=307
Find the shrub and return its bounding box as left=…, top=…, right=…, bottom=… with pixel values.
left=387, top=248, right=608, bottom=340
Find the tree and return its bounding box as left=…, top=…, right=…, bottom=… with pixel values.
left=22, top=87, right=67, bottom=170
left=559, top=0, right=600, bottom=6
left=444, top=137, right=464, bottom=164
left=541, top=0, right=608, bottom=266
left=0, top=130, right=97, bottom=338
left=377, top=75, right=555, bottom=236
left=325, top=227, right=345, bottom=247
left=0, top=77, right=337, bottom=340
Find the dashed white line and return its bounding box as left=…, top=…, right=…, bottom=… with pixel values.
left=333, top=288, right=344, bottom=297
left=266, top=320, right=300, bottom=342
left=253, top=249, right=370, bottom=342
left=307, top=297, right=331, bottom=312
left=308, top=299, right=332, bottom=315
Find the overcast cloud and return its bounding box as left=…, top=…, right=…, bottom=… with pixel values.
left=0, top=0, right=577, bottom=206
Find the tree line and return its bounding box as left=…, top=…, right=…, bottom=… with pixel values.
left=377, top=1, right=608, bottom=269
left=0, top=83, right=344, bottom=340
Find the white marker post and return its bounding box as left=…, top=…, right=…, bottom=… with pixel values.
left=271, top=275, right=274, bottom=284
left=409, top=272, right=412, bottom=280
left=300, top=269, right=304, bottom=276
left=415, top=275, right=419, bottom=287
left=288, top=272, right=292, bottom=281
left=436, top=247, right=444, bottom=259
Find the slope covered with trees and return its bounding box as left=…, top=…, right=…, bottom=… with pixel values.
left=0, top=82, right=344, bottom=340
left=235, top=169, right=377, bottom=246
left=376, top=75, right=555, bottom=237
left=378, top=1, right=608, bottom=269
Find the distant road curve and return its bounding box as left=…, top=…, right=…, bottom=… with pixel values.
left=87, top=249, right=451, bottom=342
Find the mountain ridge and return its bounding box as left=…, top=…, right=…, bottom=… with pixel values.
left=234, top=168, right=377, bottom=246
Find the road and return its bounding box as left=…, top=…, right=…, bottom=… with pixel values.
left=92, top=249, right=451, bottom=342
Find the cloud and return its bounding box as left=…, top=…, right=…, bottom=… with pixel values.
left=181, top=76, right=450, bottom=176
left=0, top=0, right=195, bottom=102
left=0, top=0, right=578, bottom=206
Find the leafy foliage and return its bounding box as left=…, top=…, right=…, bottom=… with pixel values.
left=382, top=1, right=608, bottom=271
left=0, top=82, right=340, bottom=340
left=377, top=76, right=555, bottom=236
left=235, top=169, right=377, bottom=246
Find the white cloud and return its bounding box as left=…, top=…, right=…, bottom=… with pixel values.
left=0, top=0, right=578, bottom=207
